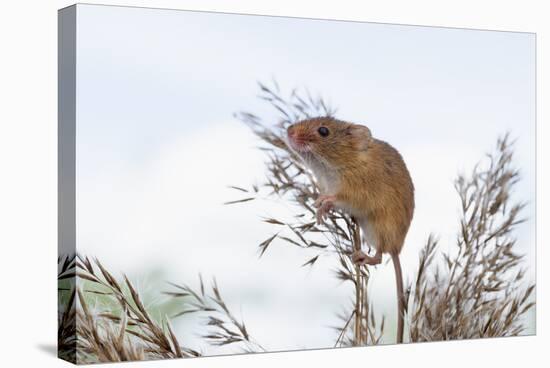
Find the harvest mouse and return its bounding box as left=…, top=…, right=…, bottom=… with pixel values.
left=286, top=116, right=414, bottom=343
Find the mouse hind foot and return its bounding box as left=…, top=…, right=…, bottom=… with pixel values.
left=352, top=249, right=382, bottom=266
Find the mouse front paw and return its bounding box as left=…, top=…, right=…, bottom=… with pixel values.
left=313, top=194, right=336, bottom=208
left=315, top=196, right=335, bottom=225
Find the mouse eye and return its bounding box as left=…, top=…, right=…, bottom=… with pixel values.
left=318, top=126, right=330, bottom=137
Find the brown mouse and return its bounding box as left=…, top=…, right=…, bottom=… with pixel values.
left=286, top=116, right=414, bottom=343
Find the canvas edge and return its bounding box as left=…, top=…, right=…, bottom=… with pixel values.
left=58, top=4, right=78, bottom=365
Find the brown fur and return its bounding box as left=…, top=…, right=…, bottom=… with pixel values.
left=338, top=138, right=415, bottom=254
left=287, top=116, right=414, bottom=255
left=287, top=116, right=414, bottom=343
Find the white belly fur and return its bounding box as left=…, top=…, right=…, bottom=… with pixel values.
left=358, top=217, right=378, bottom=251
left=308, top=159, right=339, bottom=194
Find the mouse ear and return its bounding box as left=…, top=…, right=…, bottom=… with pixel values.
left=347, top=124, right=373, bottom=150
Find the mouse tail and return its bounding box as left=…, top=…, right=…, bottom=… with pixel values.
left=391, top=252, right=405, bottom=343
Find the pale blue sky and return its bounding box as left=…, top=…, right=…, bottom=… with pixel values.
left=74, top=4, right=535, bottom=353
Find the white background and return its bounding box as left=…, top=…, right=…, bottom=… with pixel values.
left=0, top=0, right=547, bottom=367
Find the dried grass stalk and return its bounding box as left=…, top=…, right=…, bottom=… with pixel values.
left=165, top=276, right=265, bottom=353
left=58, top=254, right=77, bottom=363
left=232, top=81, right=383, bottom=346
left=408, top=134, right=534, bottom=341
left=58, top=256, right=200, bottom=364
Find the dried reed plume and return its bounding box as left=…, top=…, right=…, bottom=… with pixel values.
left=165, top=276, right=265, bottom=353
left=408, top=134, right=535, bottom=341
left=59, top=256, right=200, bottom=364
left=58, top=256, right=261, bottom=363
left=231, top=81, right=384, bottom=346
left=58, top=255, right=77, bottom=362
